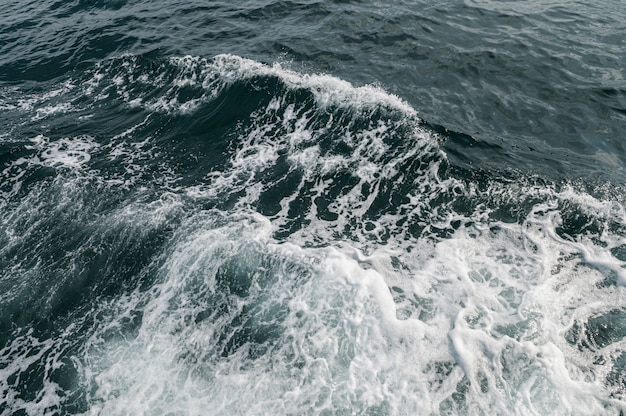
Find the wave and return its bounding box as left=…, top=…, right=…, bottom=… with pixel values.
left=1, top=53, right=625, bottom=415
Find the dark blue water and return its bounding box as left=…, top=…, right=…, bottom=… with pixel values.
left=1, top=1, right=625, bottom=414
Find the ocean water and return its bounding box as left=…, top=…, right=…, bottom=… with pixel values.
left=0, top=0, right=625, bottom=414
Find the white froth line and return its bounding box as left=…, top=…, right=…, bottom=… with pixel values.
left=171, top=54, right=419, bottom=116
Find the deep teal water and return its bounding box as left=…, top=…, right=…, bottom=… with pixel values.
left=1, top=1, right=625, bottom=414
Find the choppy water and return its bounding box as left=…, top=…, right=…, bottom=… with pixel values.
left=1, top=1, right=625, bottom=415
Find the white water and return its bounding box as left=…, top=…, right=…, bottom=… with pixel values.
left=1, top=54, right=625, bottom=415
left=72, top=200, right=625, bottom=415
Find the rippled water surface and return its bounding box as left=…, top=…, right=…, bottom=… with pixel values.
left=1, top=1, right=625, bottom=415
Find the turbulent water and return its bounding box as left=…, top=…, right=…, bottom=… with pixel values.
left=1, top=1, right=625, bottom=415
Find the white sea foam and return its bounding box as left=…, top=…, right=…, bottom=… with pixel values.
left=0, top=81, right=76, bottom=119
left=72, top=52, right=626, bottom=415
left=203, top=54, right=418, bottom=115
left=76, top=212, right=431, bottom=414
left=2, top=53, right=626, bottom=415
left=32, top=102, right=74, bottom=121
left=0, top=134, right=98, bottom=204
left=23, top=135, right=97, bottom=169
left=0, top=331, right=66, bottom=415
left=70, top=192, right=626, bottom=415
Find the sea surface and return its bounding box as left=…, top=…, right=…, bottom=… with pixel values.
left=1, top=0, right=625, bottom=414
